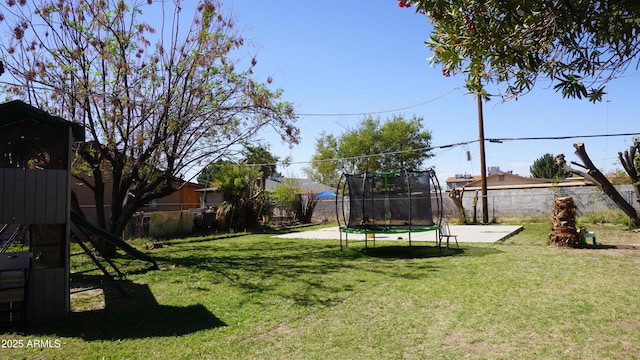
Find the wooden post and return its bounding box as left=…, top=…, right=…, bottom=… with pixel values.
left=477, top=92, right=489, bottom=224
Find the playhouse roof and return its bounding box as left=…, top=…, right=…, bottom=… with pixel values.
left=0, top=100, right=85, bottom=141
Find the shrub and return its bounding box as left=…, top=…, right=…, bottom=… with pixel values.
left=578, top=209, right=632, bottom=226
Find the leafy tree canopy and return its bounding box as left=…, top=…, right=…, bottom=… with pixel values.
left=303, top=133, right=341, bottom=190
left=211, top=163, right=262, bottom=204
left=210, top=162, right=264, bottom=230
left=0, top=0, right=299, bottom=238
left=304, top=114, right=433, bottom=187
left=242, top=145, right=279, bottom=189
left=530, top=153, right=570, bottom=179
left=271, top=178, right=299, bottom=212
left=407, top=0, right=640, bottom=102
left=198, top=145, right=278, bottom=188
left=197, top=159, right=234, bottom=186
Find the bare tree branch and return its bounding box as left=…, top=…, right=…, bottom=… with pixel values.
left=0, top=0, right=299, bottom=243
left=556, top=142, right=640, bottom=226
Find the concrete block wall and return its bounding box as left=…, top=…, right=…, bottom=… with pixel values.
left=453, top=184, right=638, bottom=220
left=312, top=185, right=639, bottom=223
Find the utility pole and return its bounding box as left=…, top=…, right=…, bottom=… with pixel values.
left=477, top=91, right=489, bottom=224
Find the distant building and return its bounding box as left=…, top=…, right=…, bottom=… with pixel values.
left=445, top=171, right=593, bottom=191
left=73, top=179, right=203, bottom=225
left=487, top=166, right=511, bottom=176
left=196, top=176, right=337, bottom=224
left=265, top=176, right=335, bottom=194
left=446, top=173, right=478, bottom=189
left=461, top=172, right=551, bottom=190
left=446, top=166, right=514, bottom=189
left=71, top=141, right=203, bottom=224
left=265, top=176, right=337, bottom=223
left=195, top=186, right=224, bottom=209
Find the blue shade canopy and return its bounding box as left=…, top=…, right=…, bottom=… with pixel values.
left=316, top=190, right=337, bottom=197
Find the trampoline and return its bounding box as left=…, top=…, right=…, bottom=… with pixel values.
left=337, top=169, right=444, bottom=248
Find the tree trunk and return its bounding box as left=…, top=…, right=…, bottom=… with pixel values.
left=449, top=188, right=468, bottom=224
left=90, top=167, right=118, bottom=257
left=295, top=194, right=319, bottom=223
left=549, top=196, right=579, bottom=247
left=555, top=142, right=640, bottom=227
left=618, top=139, right=640, bottom=208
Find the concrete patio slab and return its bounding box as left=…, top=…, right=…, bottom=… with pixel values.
left=274, top=225, right=523, bottom=243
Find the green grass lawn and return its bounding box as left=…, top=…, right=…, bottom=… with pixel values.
left=2, top=222, right=640, bottom=359
left=501, top=216, right=640, bottom=246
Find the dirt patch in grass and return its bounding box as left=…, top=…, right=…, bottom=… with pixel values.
left=70, top=288, right=106, bottom=312
left=615, top=319, right=640, bottom=331
left=444, top=330, right=493, bottom=355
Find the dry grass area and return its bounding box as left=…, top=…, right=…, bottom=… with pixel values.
left=586, top=224, right=640, bottom=245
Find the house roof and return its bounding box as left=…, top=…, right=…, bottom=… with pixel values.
left=265, top=177, right=335, bottom=194
left=463, top=172, right=549, bottom=187
left=457, top=172, right=594, bottom=190
left=195, top=186, right=221, bottom=192
left=0, top=100, right=85, bottom=141
left=194, top=178, right=335, bottom=195
left=445, top=174, right=482, bottom=184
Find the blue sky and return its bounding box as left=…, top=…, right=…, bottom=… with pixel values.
left=197, top=2, right=639, bottom=180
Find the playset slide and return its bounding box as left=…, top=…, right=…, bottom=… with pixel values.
left=70, top=210, right=158, bottom=269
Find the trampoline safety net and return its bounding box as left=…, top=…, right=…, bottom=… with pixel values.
left=343, top=170, right=435, bottom=231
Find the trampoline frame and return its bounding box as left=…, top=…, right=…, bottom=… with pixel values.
left=336, top=168, right=444, bottom=249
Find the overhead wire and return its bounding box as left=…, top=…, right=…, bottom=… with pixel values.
left=244, top=130, right=640, bottom=169
left=486, top=131, right=640, bottom=143
left=296, top=87, right=461, bottom=117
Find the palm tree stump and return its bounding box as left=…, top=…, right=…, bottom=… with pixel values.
left=549, top=196, right=579, bottom=247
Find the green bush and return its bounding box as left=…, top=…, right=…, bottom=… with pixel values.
left=578, top=209, right=631, bottom=226
left=495, top=215, right=551, bottom=225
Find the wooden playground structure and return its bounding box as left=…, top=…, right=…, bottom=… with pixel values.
left=0, top=100, right=156, bottom=327
left=0, top=100, right=84, bottom=326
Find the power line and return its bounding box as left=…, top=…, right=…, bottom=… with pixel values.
left=239, top=131, right=640, bottom=170
left=301, top=131, right=640, bottom=166
left=296, top=87, right=461, bottom=117
left=243, top=139, right=479, bottom=169
left=296, top=73, right=640, bottom=118
left=487, top=131, right=640, bottom=143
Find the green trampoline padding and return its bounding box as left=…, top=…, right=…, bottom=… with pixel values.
left=339, top=225, right=440, bottom=234
left=337, top=169, right=445, bottom=249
